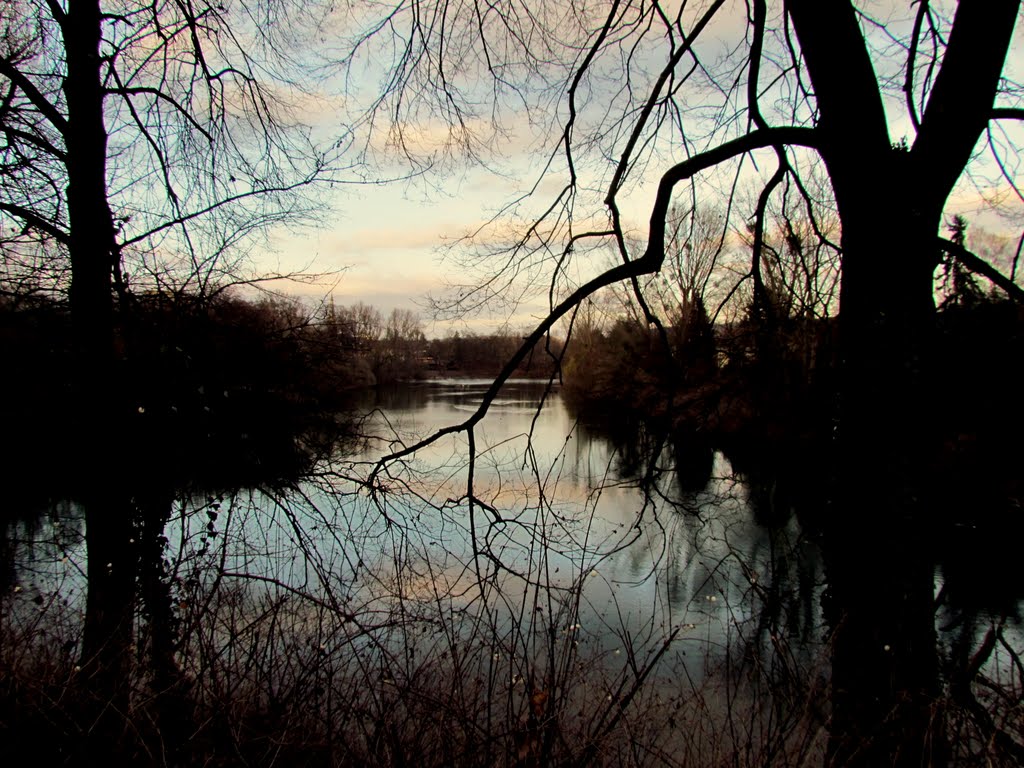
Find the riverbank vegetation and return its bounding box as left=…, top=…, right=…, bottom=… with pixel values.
left=560, top=213, right=1024, bottom=470
left=5, top=1, right=1024, bottom=766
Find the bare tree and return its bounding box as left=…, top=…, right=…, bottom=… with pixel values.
left=336, top=301, right=384, bottom=350
left=0, top=0, right=340, bottom=317
left=374, top=306, right=425, bottom=381
left=334, top=3, right=1024, bottom=765
left=0, top=0, right=343, bottom=733
left=663, top=204, right=732, bottom=312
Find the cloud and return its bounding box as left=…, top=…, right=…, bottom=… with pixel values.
left=947, top=182, right=1024, bottom=231
left=320, top=225, right=460, bottom=254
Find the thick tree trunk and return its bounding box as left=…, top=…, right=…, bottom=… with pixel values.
left=825, top=206, right=945, bottom=768
left=62, top=0, right=138, bottom=751
left=64, top=0, right=118, bottom=345
left=784, top=4, right=1021, bottom=763
left=836, top=199, right=938, bottom=479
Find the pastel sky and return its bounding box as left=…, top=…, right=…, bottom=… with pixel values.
left=270, top=152, right=556, bottom=335
left=260, top=1, right=1024, bottom=336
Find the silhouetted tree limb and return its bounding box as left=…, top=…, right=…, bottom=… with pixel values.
left=902, top=0, right=931, bottom=132
left=0, top=201, right=68, bottom=244
left=641, top=128, right=818, bottom=262
left=992, top=108, right=1024, bottom=121
left=910, top=2, right=1021, bottom=212
left=938, top=236, right=1024, bottom=304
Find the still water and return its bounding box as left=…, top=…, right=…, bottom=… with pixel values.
left=284, top=379, right=822, bottom=667
left=6, top=378, right=1024, bottom=767
left=5, top=378, right=1020, bottom=694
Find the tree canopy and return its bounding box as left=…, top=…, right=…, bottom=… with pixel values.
left=337, top=0, right=1023, bottom=470
left=338, top=0, right=1022, bottom=324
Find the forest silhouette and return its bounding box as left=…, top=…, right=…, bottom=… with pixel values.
left=4, top=1, right=1024, bottom=766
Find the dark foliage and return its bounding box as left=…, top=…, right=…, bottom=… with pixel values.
left=425, top=331, right=562, bottom=379
left=0, top=292, right=360, bottom=504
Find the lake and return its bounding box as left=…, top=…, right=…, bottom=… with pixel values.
left=4, top=377, right=1021, bottom=765
left=338, top=379, right=826, bottom=663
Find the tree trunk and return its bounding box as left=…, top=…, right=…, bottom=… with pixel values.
left=825, top=199, right=945, bottom=768
left=62, top=0, right=138, bottom=752
left=785, top=3, right=1020, bottom=761
left=64, top=0, right=118, bottom=346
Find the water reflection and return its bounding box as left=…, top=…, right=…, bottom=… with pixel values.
left=4, top=378, right=1023, bottom=765
left=331, top=381, right=829, bottom=676
left=9, top=379, right=1020, bottom=659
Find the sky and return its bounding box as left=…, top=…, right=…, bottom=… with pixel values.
left=259, top=1, right=1024, bottom=337
left=268, top=153, right=552, bottom=335
left=277, top=187, right=475, bottom=327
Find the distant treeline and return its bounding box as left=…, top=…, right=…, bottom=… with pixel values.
left=319, top=299, right=561, bottom=382
left=6, top=270, right=1021, bottom=477
left=0, top=292, right=563, bottom=473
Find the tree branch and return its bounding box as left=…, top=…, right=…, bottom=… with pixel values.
left=748, top=0, right=769, bottom=131
left=0, top=58, right=69, bottom=137
left=911, top=0, right=1021, bottom=206
left=44, top=0, right=66, bottom=26
left=605, top=0, right=726, bottom=202
left=119, top=172, right=324, bottom=247
left=903, top=0, right=930, bottom=132
left=992, top=107, right=1024, bottom=121
left=643, top=127, right=818, bottom=264
left=369, top=249, right=658, bottom=487
left=105, top=86, right=215, bottom=143
left=938, top=236, right=1024, bottom=303
left=0, top=201, right=70, bottom=244
left=786, top=0, right=891, bottom=165
left=1, top=125, right=67, bottom=161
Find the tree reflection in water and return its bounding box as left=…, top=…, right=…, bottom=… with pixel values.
left=2, top=380, right=1022, bottom=765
